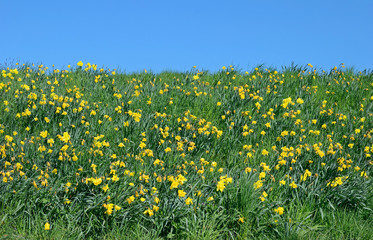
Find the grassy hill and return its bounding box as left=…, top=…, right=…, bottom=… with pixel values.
left=0, top=62, right=372, bottom=239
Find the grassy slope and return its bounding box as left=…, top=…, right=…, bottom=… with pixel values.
left=0, top=63, right=372, bottom=239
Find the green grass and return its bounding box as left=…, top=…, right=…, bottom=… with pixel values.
left=0, top=62, right=372, bottom=239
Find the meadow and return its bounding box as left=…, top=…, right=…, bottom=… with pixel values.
left=0, top=62, right=372, bottom=239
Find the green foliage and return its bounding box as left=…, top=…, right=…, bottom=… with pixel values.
left=0, top=62, right=372, bottom=239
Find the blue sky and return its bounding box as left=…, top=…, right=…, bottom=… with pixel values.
left=1, top=0, right=372, bottom=72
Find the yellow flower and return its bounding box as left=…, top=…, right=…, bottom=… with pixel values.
left=289, top=181, right=297, bottom=189
left=126, top=195, right=135, bottom=204
left=92, top=178, right=102, bottom=186
left=216, top=180, right=226, bottom=192
left=102, top=184, right=109, bottom=192
left=281, top=97, right=293, bottom=108
left=47, top=138, right=54, bottom=146
left=58, top=132, right=71, bottom=143
left=77, top=61, right=83, bottom=67
left=238, top=217, right=245, bottom=223
left=274, top=207, right=284, bottom=215
left=153, top=205, right=159, bottom=212
left=261, top=149, right=269, bottom=156
left=177, top=174, right=187, bottom=184
left=178, top=189, right=186, bottom=198
left=253, top=180, right=263, bottom=189
left=139, top=142, right=146, bottom=149
left=60, top=145, right=69, bottom=152
left=44, top=222, right=50, bottom=230
left=296, top=98, right=304, bottom=104
left=281, top=131, right=288, bottom=137
left=112, top=175, right=119, bottom=182
left=170, top=180, right=179, bottom=189
left=226, top=177, right=233, bottom=184
left=114, top=205, right=121, bottom=211
left=5, top=135, right=13, bottom=142
left=103, top=203, right=114, bottom=215
left=144, top=208, right=154, bottom=216
left=185, top=197, right=193, bottom=205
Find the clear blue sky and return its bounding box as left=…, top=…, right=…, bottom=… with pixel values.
left=1, top=0, right=372, bottom=72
